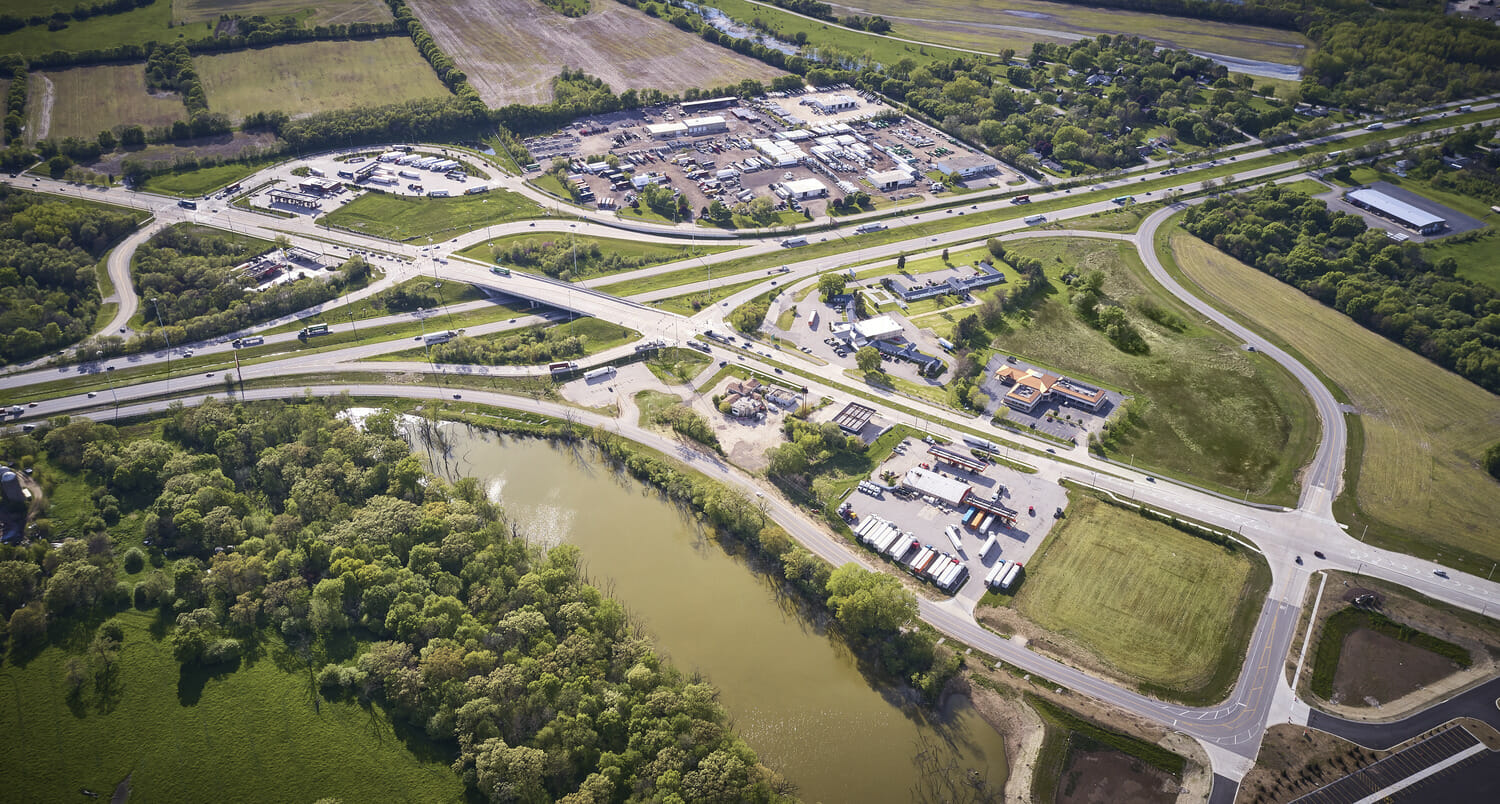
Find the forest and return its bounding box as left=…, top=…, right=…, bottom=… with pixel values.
left=0, top=401, right=793, bottom=802
left=130, top=225, right=368, bottom=348
left=1182, top=184, right=1500, bottom=393
left=0, top=188, right=141, bottom=365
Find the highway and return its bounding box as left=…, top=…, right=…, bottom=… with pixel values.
left=4, top=101, right=1499, bottom=795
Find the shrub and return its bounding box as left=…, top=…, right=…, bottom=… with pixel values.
left=122, top=546, right=146, bottom=574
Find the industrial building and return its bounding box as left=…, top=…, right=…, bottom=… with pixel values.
left=646, top=121, right=689, bottom=139
left=779, top=177, right=829, bottom=200
left=888, top=260, right=1005, bottom=302
left=850, top=315, right=903, bottom=343
left=1345, top=187, right=1448, bottom=235
left=901, top=467, right=972, bottom=508
left=868, top=167, right=917, bottom=191
left=682, top=96, right=738, bottom=115
left=833, top=402, right=876, bottom=434
left=685, top=115, right=728, bottom=135
left=934, top=153, right=996, bottom=179
left=809, top=94, right=858, bottom=114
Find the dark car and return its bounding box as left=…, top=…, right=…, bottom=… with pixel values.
left=1313, top=551, right=1325, bottom=559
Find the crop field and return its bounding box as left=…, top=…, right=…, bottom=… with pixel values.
left=174, top=0, right=393, bottom=26
left=27, top=65, right=187, bottom=142
left=824, top=0, right=1312, bottom=69
left=1013, top=495, right=1264, bottom=696
left=195, top=38, right=450, bottom=122
left=318, top=190, right=544, bottom=241
left=956, top=237, right=1319, bottom=503
left=405, top=0, right=785, bottom=107
left=0, top=611, right=465, bottom=803
left=0, top=0, right=179, bottom=56
left=1167, top=232, right=1500, bottom=566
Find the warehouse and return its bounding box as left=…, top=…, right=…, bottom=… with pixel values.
left=646, top=121, right=689, bottom=139
left=901, top=467, right=972, bottom=508
left=682, top=96, right=737, bottom=114
left=1346, top=187, right=1448, bottom=235
left=868, top=167, right=916, bottom=191
left=810, top=94, right=858, bottom=114
left=780, top=177, right=828, bottom=200
left=685, top=115, right=728, bottom=135
left=934, top=153, right=996, bottom=179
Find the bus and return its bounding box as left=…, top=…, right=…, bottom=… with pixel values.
left=491, top=265, right=511, bottom=277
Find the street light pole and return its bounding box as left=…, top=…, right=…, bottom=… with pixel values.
left=152, top=297, right=171, bottom=391
left=99, top=352, right=118, bottom=424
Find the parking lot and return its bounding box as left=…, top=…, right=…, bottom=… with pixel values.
left=980, top=354, right=1121, bottom=444
left=841, top=435, right=1068, bottom=604
left=525, top=86, right=1025, bottom=220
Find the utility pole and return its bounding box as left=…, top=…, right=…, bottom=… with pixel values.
left=99, top=353, right=118, bottom=424
left=152, top=297, right=171, bottom=392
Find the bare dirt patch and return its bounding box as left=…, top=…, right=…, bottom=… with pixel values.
left=407, top=0, right=785, bottom=107
left=1332, top=628, right=1462, bottom=707
left=1056, top=749, right=1176, bottom=804
left=1239, top=723, right=1391, bottom=804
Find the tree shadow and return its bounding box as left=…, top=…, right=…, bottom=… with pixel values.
left=177, top=656, right=241, bottom=706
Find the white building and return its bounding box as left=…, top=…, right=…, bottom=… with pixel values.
left=782, top=177, right=828, bottom=200
left=811, top=94, right=858, bottom=114
left=852, top=314, right=903, bottom=342
left=868, top=167, right=916, bottom=191
left=901, top=467, right=972, bottom=508
left=646, top=122, right=689, bottom=139
left=685, top=115, right=728, bottom=135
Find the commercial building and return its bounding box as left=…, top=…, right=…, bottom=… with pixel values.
left=810, top=94, right=858, bottom=114
left=298, top=178, right=343, bottom=196
left=646, top=121, right=689, bottom=139
left=928, top=444, right=986, bottom=474
left=682, top=96, right=737, bottom=115
left=934, top=153, right=996, bottom=179
left=852, top=315, right=903, bottom=343
left=833, top=402, right=876, bottom=434
left=993, top=366, right=1107, bottom=413
left=1345, top=187, right=1447, bottom=235
left=269, top=189, right=322, bottom=210
left=888, top=260, right=1005, bottom=302
left=867, top=167, right=917, bottom=191
left=685, top=115, right=728, bottom=135
left=901, top=467, right=972, bottom=508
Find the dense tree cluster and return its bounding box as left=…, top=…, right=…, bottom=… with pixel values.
left=490, top=237, right=657, bottom=281
left=1394, top=125, right=1500, bottom=207
left=0, top=0, right=154, bottom=34
left=2, top=56, right=25, bottom=144
left=0, top=402, right=793, bottom=802
left=0, top=189, right=140, bottom=364
left=1302, top=15, right=1500, bottom=111
left=145, top=42, right=208, bottom=117
left=426, top=326, right=594, bottom=366
left=131, top=225, right=367, bottom=348
left=1183, top=184, right=1500, bottom=392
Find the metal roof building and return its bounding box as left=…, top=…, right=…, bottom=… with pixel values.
left=1346, top=188, right=1447, bottom=235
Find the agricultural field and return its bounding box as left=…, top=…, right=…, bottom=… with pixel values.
left=1166, top=231, right=1500, bottom=566
left=173, top=0, right=393, bottom=27
left=1006, top=494, right=1266, bottom=697
left=318, top=189, right=544, bottom=241
left=943, top=237, right=1319, bottom=503
left=195, top=38, right=450, bottom=122
left=405, top=0, right=785, bottom=107
left=0, top=610, right=466, bottom=803
left=26, top=64, right=187, bottom=142
left=0, top=0, right=180, bottom=57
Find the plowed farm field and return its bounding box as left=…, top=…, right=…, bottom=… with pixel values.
left=406, top=0, right=785, bottom=107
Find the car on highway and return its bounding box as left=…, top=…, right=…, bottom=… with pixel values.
left=1434, top=569, right=1448, bottom=578
left=1313, top=551, right=1325, bottom=559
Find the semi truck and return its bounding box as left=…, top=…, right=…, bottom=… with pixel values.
left=423, top=329, right=459, bottom=345
left=299, top=323, right=329, bottom=337
left=549, top=361, right=579, bottom=372
left=853, top=222, right=887, bottom=234
left=780, top=236, right=808, bottom=247
left=1024, top=214, right=1046, bottom=225
left=233, top=336, right=264, bottom=348
left=583, top=366, right=617, bottom=381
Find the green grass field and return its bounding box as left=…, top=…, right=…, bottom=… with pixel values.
left=140, top=161, right=276, bottom=197
left=0, top=0, right=183, bottom=56
left=830, top=0, right=1311, bottom=67
left=456, top=232, right=738, bottom=282
left=0, top=611, right=465, bottom=803
left=195, top=38, right=450, bottom=122
left=173, top=0, right=393, bottom=26
left=706, top=0, right=977, bottom=67
left=950, top=237, right=1318, bottom=503
left=1166, top=231, right=1500, bottom=567
left=1012, top=494, right=1266, bottom=698
left=1424, top=230, right=1500, bottom=292
left=318, top=190, right=544, bottom=242
left=370, top=316, right=640, bottom=363
left=28, top=64, right=187, bottom=142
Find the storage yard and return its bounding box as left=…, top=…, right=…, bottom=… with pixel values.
left=525, top=88, right=1028, bottom=220
left=838, top=434, right=1067, bottom=603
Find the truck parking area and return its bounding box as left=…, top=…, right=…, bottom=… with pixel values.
left=840, top=436, right=1067, bottom=604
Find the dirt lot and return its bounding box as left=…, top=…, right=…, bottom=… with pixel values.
left=1056, top=749, right=1177, bottom=804
left=692, top=375, right=797, bottom=472
left=407, top=0, right=784, bottom=107
left=1332, top=628, right=1464, bottom=707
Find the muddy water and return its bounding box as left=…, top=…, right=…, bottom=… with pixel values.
left=424, top=426, right=1008, bottom=803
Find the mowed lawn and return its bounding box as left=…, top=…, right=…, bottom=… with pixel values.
left=1015, top=495, right=1264, bottom=695
left=28, top=65, right=187, bottom=141
left=1168, top=232, right=1500, bottom=564
left=0, top=611, right=465, bottom=803
left=949, top=237, right=1319, bottom=503
left=406, top=0, right=785, bottom=107
left=318, top=190, right=544, bottom=241
left=836, top=0, right=1311, bottom=67
left=174, top=0, right=393, bottom=26
left=195, top=38, right=450, bottom=122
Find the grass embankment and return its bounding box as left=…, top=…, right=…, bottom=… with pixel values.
left=650, top=276, right=771, bottom=315
left=369, top=317, right=639, bottom=364
left=1166, top=230, right=1500, bottom=568
left=318, top=190, right=543, bottom=242
left=1008, top=494, right=1268, bottom=701
left=1308, top=607, right=1472, bottom=699
left=0, top=610, right=465, bottom=803
left=643, top=348, right=711, bottom=384
left=141, top=161, right=277, bottom=197
left=455, top=231, right=737, bottom=282
left=28, top=64, right=187, bottom=141
left=261, top=277, right=493, bottom=334
left=195, top=39, right=451, bottom=123
left=960, top=237, right=1317, bottom=504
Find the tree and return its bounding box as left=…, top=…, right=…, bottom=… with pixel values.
left=824, top=564, right=917, bottom=644
left=896, top=254, right=906, bottom=271
left=855, top=346, right=881, bottom=373
left=767, top=442, right=809, bottom=478
left=1485, top=442, right=1500, bottom=481
left=817, top=272, right=846, bottom=301
left=473, top=738, right=549, bottom=804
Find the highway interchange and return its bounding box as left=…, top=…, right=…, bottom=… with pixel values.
left=4, top=97, right=1500, bottom=801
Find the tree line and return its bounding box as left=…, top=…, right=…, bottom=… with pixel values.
left=0, top=400, right=794, bottom=802
left=1183, top=184, right=1500, bottom=393
left=0, top=0, right=155, bottom=35
left=426, top=326, right=595, bottom=367
left=0, top=188, right=141, bottom=365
